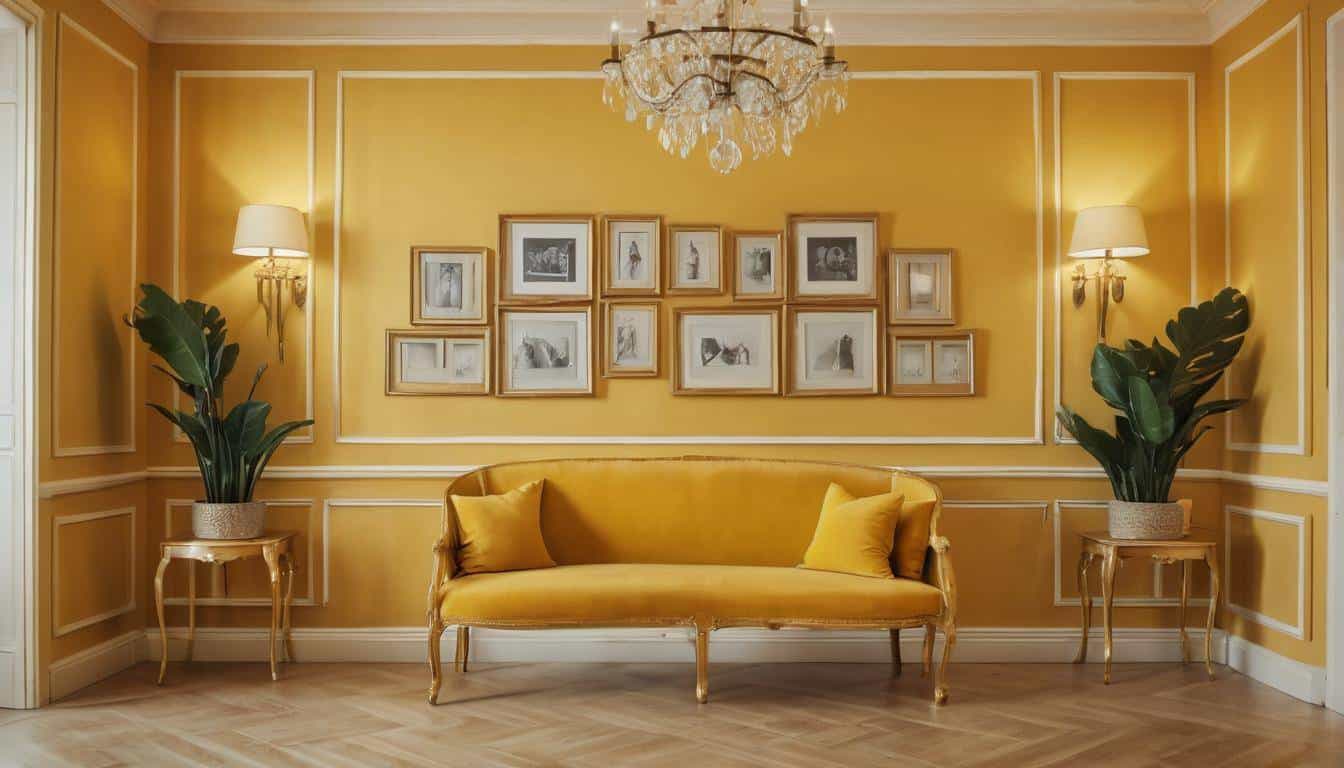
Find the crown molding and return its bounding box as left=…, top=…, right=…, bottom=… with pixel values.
left=100, top=1, right=1249, bottom=47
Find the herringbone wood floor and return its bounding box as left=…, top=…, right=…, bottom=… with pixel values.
left=4, top=661, right=1343, bottom=766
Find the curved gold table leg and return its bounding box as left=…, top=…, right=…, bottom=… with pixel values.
left=1205, top=546, right=1220, bottom=679
left=186, top=560, right=196, bottom=664
left=154, top=553, right=171, bottom=685
left=263, top=544, right=281, bottom=682
left=889, top=628, right=901, bottom=678
left=694, top=624, right=709, bottom=704
left=1179, top=560, right=1191, bottom=665
left=1100, top=547, right=1118, bottom=685
left=1074, top=552, right=1093, bottom=664
left=281, top=553, right=296, bottom=664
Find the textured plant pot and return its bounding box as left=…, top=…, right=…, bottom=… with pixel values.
left=192, top=501, right=266, bottom=540
left=1107, top=500, right=1185, bottom=540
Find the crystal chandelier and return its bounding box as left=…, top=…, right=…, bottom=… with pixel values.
left=601, top=0, right=850, bottom=175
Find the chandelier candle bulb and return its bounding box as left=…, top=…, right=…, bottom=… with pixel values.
left=609, top=19, right=620, bottom=59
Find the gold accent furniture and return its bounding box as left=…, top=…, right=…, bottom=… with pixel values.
left=154, top=531, right=298, bottom=685
left=1073, top=529, right=1220, bottom=683
left=427, top=457, right=957, bottom=706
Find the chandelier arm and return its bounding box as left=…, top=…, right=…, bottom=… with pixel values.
left=637, top=25, right=817, bottom=49
left=620, top=68, right=732, bottom=111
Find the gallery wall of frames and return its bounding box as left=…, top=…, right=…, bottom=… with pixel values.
left=390, top=214, right=971, bottom=399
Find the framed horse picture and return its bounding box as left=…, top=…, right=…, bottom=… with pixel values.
left=787, top=213, right=880, bottom=302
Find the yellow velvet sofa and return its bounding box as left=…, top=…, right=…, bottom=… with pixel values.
left=427, top=457, right=958, bottom=705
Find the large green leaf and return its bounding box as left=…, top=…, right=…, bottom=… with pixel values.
left=128, top=284, right=212, bottom=390
left=1165, top=287, right=1249, bottom=399
left=1126, top=376, right=1175, bottom=443
left=1090, top=346, right=1140, bottom=410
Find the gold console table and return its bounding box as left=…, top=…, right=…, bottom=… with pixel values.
left=1073, top=529, right=1220, bottom=684
left=153, top=531, right=298, bottom=684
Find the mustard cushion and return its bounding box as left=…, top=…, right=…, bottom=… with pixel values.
left=441, top=563, right=943, bottom=624
left=799, top=484, right=904, bottom=579
left=892, top=498, right=936, bottom=580
left=451, top=480, right=556, bottom=575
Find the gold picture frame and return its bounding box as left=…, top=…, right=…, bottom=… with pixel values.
left=410, top=246, right=490, bottom=326
left=888, top=248, right=954, bottom=325
left=498, top=213, right=596, bottom=304
left=497, top=305, right=596, bottom=397
left=602, top=214, right=662, bottom=297
left=887, top=329, right=976, bottom=397
left=386, top=328, right=491, bottom=396
left=787, top=213, right=881, bottom=303
left=672, top=306, right=780, bottom=396
left=785, top=305, right=883, bottom=396
left=602, top=300, right=660, bottom=378
left=665, top=224, right=725, bottom=294
left=731, top=230, right=785, bottom=302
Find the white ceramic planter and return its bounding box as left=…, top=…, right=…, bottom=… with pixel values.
left=192, top=501, right=266, bottom=540
left=1107, top=500, right=1185, bottom=540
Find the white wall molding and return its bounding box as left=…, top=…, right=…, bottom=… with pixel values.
left=1206, top=0, right=1271, bottom=44
left=38, top=470, right=147, bottom=498
left=171, top=69, right=316, bottom=445
left=332, top=69, right=1043, bottom=447
left=1224, top=504, right=1309, bottom=641
left=51, top=14, right=138, bottom=458
left=1226, top=634, right=1325, bottom=705
left=1051, top=71, right=1198, bottom=445
left=48, top=629, right=142, bottom=701
left=52, top=506, right=137, bottom=637
left=1325, top=3, right=1344, bottom=717
left=321, top=498, right=443, bottom=606
left=1223, top=15, right=1307, bottom=456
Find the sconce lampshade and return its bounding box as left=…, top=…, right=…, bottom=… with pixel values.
left=1068, top=205, right=1150, bottom=259
left=232, top=204, right=309, bottom=259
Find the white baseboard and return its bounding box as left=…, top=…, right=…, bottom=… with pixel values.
left=1226, top=634, right=1326, bottom=704
left=142, top=625, right=1227, bottom=666
left=48, top=630, right=143, bottom=701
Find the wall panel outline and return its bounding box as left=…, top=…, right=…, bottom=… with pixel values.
left=52, top=505, right=136, bottom=636
left=1224, top=503, right=1309, bottom=640
left=321, top=498, right=443, bottom=607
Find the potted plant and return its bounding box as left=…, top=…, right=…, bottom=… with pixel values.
left=1057, top=287, right=1250, bottom=540
left=126, top=284, right=313, bottom=540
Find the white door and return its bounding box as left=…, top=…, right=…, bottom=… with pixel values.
left=0, top=3, right=32, bottom=710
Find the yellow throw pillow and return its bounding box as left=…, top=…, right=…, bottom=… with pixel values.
left=451, top=480, right=556, bottom=575
left=800, top=483, right=904, bottom=579
left=892, top=498, right=936, bottom=580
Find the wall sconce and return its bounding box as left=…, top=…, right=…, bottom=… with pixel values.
left=1068, top=204, right=1149, bottom=343
left=233, top=204, right=309, bottom=362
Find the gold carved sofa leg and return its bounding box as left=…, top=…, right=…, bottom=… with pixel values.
left=428, top=618, right=444, bottom=705
left=921, top=623, right=935, bottom=677
left=933, top=625, right=956, bottom=705
left=889, top=628, right=902, bottom=678
left=455, top=626, right=471, bottom=674
left=695, top=624, right=710, bottom=704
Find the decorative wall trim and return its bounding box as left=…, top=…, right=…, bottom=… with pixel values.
left=1052, top=500, right=1211, bottom=608
left=332, top=69, right=1044, bottom=446
left=1325, top=3, right=1344, bottom=717
left=1206, top=0, right=1272, bottom=45
left=163, top=498, right=317, bottom=607
left=38, top=470, right=147, bottom=498
left=52, top=506, right=137, bottom=637
left=1223, top=15, right=1307, bottom=455
left=1051, top=71, right=1198, bottom=444
left=320, top=498, right=443, bottom=606
left=171, top=69, right=316, bottom=444
left=1224, top=504, right=1309, bottom=641
left=142, top=625, right=1227, bottom=666
left=51, top=14, right=138, bottom=457
left=1226, top=634, right=1325, bottom=705
left=48, top=629, right=141, bottom=701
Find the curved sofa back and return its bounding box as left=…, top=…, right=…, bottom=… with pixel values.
left=443, top=456, right=941, bottom=570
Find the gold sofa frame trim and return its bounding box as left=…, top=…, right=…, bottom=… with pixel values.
left=426, top=456, right=959, bottom=706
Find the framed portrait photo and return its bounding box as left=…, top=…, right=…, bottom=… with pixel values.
left=603, top=301, right=659, bottom=378
left=788, top=213, right=880, bottom=301
left=732, top=230, right=784, bottom=301
left=498, top=306, right=594, bottom=396
left=887, top=329, right=976, bottom=396
left=666, top=225, right=724, bottom=294
left=888, top=249, right=954, bottom=325
left=603, top=215, right=661, bottom=296
left=386, top=328, right=490, bottom=396
left=673, top=307, right=780, bottom=395
left=410, top=246, right=488, bottom=325
left=786, top=306, right=881, bottom=396
left=499, top=214, right=595, bottom=303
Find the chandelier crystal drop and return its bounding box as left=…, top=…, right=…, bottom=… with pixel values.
left=601, top=0, right=850, bottom=174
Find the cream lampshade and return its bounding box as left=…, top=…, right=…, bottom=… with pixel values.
left=232, top=204, right=309, bottom=258
left=1068, top=204, right=1150, bottom=259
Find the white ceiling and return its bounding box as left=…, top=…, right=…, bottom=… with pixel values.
left=101, top=0, right=1266, bottom=46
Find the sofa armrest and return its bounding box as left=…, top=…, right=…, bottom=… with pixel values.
left=426, top=533, right=457, bottom=624
left=928, top=535, right=958, bottom=625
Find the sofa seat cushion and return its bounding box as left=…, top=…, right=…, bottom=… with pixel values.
left=440, top=563, right=943, bottom=625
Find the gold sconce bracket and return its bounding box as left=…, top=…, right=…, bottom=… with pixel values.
left=254, top=257, right=307, bottom=362
left=1070, top=253, right=1126, bottom=342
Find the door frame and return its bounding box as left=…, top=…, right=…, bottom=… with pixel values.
left=1326, top=5, right=1344, bottom=716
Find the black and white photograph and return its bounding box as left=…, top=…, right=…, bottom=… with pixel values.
left=788, top=308, right=879, bottom=395
left=412, top=247, right=487, bottom=325
left=789, top=215, right=878, bottom=300
left=386, top=329, right=491, bottom=395
left=888, top=249, right=954, bottom=325
left=895, top=340, right=932, bottom=385
left=603, top=301, right=658, bottom=377
left=500, top=308, right=593, bottom=395
left=668, top=226, right=723, bottom=293
left=934, top=339, right=971, bottom=385
left=674, top=308, right=778, bottom=394
left=733, top=231, right=783, bottom=300
left=501, top=215, right=594, bottom=302
left=604, top=216, right=661, bottom=295
left=888, top=330, right=975, bottom=396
